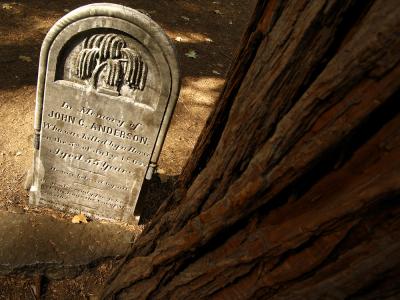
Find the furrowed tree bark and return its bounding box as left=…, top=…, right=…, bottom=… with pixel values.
left=102, top=0, right=400, bottom=298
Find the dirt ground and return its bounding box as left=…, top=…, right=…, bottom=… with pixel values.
left=0, top=0, right=255, bottom=298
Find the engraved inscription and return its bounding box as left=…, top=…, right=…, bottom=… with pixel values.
left=42, top=101, right=152, bottom=177
left=37, top=96, right=155, bottom=219
left=75, top=33, right=148, bottom=95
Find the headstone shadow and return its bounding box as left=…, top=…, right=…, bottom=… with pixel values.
left=134, top=174, right=178, bottom=225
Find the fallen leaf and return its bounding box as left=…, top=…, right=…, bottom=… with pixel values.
left=19, top=55, right=32, bottom=62
left=185, top=50, right=198, bottom=59
left=72, top=213, right=88, bottom=224
left=2, top=4, right=12, bottom=10
left=175, top=36, right=183, bottom=42
left=214, top=9, right=223, bottom=15
left=157, top=168, right=166, bottom=175
left=181, top=16, right=190, bottom=21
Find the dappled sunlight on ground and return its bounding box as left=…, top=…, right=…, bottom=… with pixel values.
left=181, top=76, right=226, bottom=105
left=0, top=87, right=35, bottom=210
left=159, top=76, right=225, bottom=175
left=165, top=29, right=214, bottom=43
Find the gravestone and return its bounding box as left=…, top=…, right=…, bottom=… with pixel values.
left=29, top=4, right=180, bottom=223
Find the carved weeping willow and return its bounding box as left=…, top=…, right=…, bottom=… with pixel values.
left=75, top=33, right=147, bottom=94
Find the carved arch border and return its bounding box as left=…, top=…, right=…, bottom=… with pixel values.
left=34, top=3, right=180, bottom=178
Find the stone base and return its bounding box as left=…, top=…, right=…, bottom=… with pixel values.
left=0, top=211, right=137, bottom=279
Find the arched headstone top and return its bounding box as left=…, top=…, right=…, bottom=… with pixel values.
left=30, top=3, right=180, bottom=223
left=35, top=3, right=180, bottom=142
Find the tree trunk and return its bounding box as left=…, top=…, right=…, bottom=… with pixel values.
left=102, top=0, right=400, bottom=298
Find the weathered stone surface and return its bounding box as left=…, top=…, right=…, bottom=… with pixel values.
left=29, top=4, right=180, bottom=223
left=0, top=211, right=135, bottom=279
